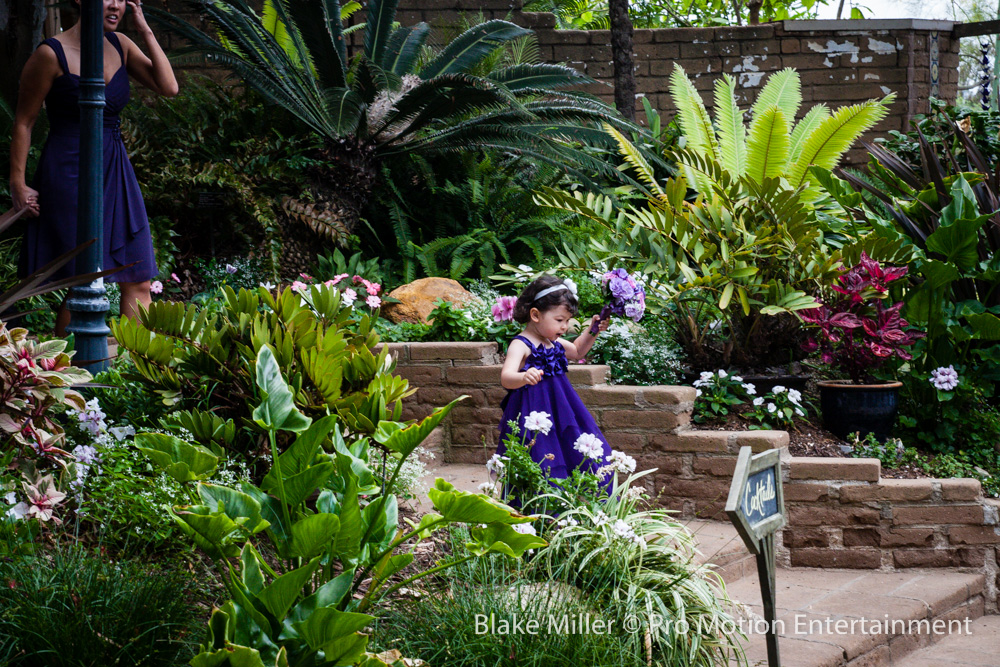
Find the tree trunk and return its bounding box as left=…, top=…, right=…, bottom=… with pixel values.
left=0, top=0, right=46, bottom=107
left=608, top=0, right=636, bottom=121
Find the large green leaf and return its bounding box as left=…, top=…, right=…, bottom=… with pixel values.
left=745, top=105, right=790, bottom=184
left=749, top=67, right=801, bottom=126
left=199, top=483, right=269, bottom=534
left=427, top=478, right=529, bottom=524
left=467, top=522, right=547, bottom=557
left=373, top=397, right=463, bottom=457
left=333, top=477, right=363, bottom=563
left=926, top=216, right=987, bottom=270
left=276, top=462, right=338, bottom=509
left=289, top=513, right=341, bottom=558
left=968, top=313, right=1000, bottom=340
left=713, top=75, right=746, bottom=178
left=289, top=569, right=355, bottom=624
left=173, top=505, right=246, bottom=559
left=294, top=607, right=373, bottom=655
left=258, top=558, right=321, bottom=621
left=261, top=414, right=338, bottom=498
left=253, top=345, right=312, bottom=433
left=190, top=644, right=266, bottom=667
left=135, top=432, right=219, bottom=483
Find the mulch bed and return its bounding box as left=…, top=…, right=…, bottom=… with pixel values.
left=694, top=403, right=932, bottom=479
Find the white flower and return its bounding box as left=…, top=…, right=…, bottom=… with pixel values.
left=767, top=403, right=777, bottom=414
left=478, top=482, right=494, bottom=495
left=624, top=486, right=646, bottom=501
left=260, top=281, right=276, bottom=291
left=3, top=491, right=15, bottom=505
left=573, top=433, right=605, bottom=460
left=695, top=389, right=702, bottom=397
left=772, top=385, right=786, bottom=394
left=717, top=369, right=728, bottom=378
left=342, top=288, right=358, bottom=306
left=512, top=522, right=537, bottom=536
left=486, top=454, right=506, bottom=475
left=609, top=450, right=636, bottom=474
left=524, top=411, right=553, bottom=436
left=612, top=519, right=636, bottom=540
left=517, top=264, right=534, bottom=273
left=753, top=397, right=765, bottom=406
left=795, top=408, right=805, bottom=417
left=929, top=365, right=959, bottom=391
left=699, top=371, right=714, bottom=382
left=556, top=517, right=579, bottom=528
left=743, top=383, right=756, bottom=395
left=109, top=425, right=136, bottom=442
left=732, top=376, right=743, bottom=383
left=593, top=511, right=611, bottom=526
left=787, top=389, right=802, bottom=404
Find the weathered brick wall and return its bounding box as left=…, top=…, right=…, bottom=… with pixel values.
left=391, top=341, right=1000, bottom=610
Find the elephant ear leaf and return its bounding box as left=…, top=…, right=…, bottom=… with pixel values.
left=427, top=478, right=532, bottom=525
left=467, top=522, right=547, bottom=557
left=374, top=396, right=465, bottom=457
left=135, top=432, right=219, bottom=482
left=253, top=345, right=312, bottom=433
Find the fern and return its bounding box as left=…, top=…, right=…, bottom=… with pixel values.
left=749, top=68, right=801, bottom=124
left=668, top=65, right=720, bottom=193
left=788, top=104, right=830, bottom=164
left=786, top=94, right=896, bottom=191
left=745, top=106, right=790, bottom=184
left=713, top=75, right=746, bottom=178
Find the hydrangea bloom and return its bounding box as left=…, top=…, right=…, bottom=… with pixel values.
left=930, top=365, right=959, bottom=391
left=573, top=433, right=604, bottom=460
left=524, top=411, right=553, bottom=436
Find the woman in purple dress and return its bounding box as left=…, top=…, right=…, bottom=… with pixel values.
left=497, top=275, right=611, bottom=485
left=9, top=0, right=177, bottom=335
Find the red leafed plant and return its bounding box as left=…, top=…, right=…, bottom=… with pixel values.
left=801, top=252, right=924, bottom=384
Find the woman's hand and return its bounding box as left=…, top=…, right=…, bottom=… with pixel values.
left=522, top=368, right=544, bottom=386
left=126, top=0, right=151, bottom=33
left=12, top=184, right=40, bottom=218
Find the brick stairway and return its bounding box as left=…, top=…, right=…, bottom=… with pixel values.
left=421, top=462, right=991, bottom=666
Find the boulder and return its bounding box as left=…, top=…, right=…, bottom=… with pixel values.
left=383, top=277, right=478, bottom=324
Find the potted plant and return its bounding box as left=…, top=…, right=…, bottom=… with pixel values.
left=801, top=253, right=924, bottom=440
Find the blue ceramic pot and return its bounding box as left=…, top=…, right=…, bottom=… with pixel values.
left=817, top=380, right=902, bottom=441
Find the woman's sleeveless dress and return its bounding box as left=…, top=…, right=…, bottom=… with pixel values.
left=20, top=33, right=157, bottom=284
left=497, top=335, right=613, bottom=484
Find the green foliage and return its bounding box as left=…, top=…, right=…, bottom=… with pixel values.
left=110, top=283, right=411, bottom=465
left=669, top=67, right=893, bottom=200
left=0, top=546, right=199, bottom=666
left=315, top=249, right=390, bottom=291
left=691, top=370, right=752, bottom=423
left=144, top=346, right=543, bottom=665
left=848, top=432, right=905, bottom=468
left=124, top=77, right=323, bottom=277
left=426, top=299, right=489, bottom=342
left=524, top=0, right=827, bottom=28
left=900, top=446, right=1000, bottom=499
left=91, top=361, right=174, bottom=429
left=0, top=238, right=60, bottom=334
left=587, top=317, right=684, bottom=386
left=878, top=99, right=1000, bottom=172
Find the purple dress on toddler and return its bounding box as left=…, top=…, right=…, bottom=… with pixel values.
left=497, top=335, right=613, bottom=483
left=19, top=33, right=158, bottom=284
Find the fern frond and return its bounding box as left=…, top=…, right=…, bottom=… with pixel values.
left=786, top=94, right=895, bottom=191
left=713, top=75, right=746, bottom=178
left=668, top=65, right=719, bottom=161
left=750, top=68, right=801, bottom=125
left=745, top=106, right=790, bottom=184
left=603, top=122, right=666, bottom=201
left=788, top=104, right=830, bottom=164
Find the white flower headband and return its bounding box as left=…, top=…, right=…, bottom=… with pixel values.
left=534, top=279, right=578, bottom=301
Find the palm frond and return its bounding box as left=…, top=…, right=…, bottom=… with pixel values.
left=381, top=23, right=430, bottom=75
left=788, top=104, right=829, bottom=164
left=286, top=0, right=348, bottom=89
left=745, top=105, right=790, bottom=184
left=713, top=74, right=746, bottom=177
left=750, top=68, right=801, bottom=124
left=362, top=0, right=398, bottom=64
left=786, top=94, right=895, bottom=191
left=603, top=122, right=666, bottom=200
left=419, top=20, right=532, bottom=79
left=668, top=65, right=719, bottom=191
left=488, top=62, right=590, bottom=91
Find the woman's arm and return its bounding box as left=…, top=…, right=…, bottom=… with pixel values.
left=561, top=315, right=609, bottom=361
left=9, top=46, right=60, bottom=217
left=500, top=340, right=541, bottom=390
left=120, top=0, right=178, bottom=97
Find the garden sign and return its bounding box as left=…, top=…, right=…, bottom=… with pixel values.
left=726, top=446, right=786, bottom=667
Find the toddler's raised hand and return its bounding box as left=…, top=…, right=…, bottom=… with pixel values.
left=591, top=314, right=610, bottom=334
left=523, top=368, right=544, bottom=386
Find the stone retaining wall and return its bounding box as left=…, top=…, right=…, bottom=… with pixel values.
left=391, top=341, right=1000, bottom=610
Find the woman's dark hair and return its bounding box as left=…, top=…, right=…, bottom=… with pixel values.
left=512, top=275, right=579, bottom=323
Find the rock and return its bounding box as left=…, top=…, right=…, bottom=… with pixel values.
left=383, top=278, right=477, bottom=324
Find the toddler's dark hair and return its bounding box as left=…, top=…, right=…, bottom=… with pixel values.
left=512, top=275, right=579, bottom=323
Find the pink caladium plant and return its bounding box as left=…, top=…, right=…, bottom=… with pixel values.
left=801, top=253, right=924, bottom=384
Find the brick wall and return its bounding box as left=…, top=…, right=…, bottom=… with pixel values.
left=391, top=341, right=1000, bottom=610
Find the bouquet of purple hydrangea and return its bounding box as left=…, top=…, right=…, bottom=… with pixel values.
left=591, top=268, right=646, bottom=334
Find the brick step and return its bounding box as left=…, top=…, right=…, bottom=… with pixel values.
left=900, top=615, right=1000, bottom=666
left=727, top=568, right=986, bottom=666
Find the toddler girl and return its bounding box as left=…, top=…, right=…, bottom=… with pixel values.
left=495, top=275, right=611, bottom=484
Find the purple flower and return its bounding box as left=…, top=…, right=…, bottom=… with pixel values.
left=929, top=365, right=959, bottom=391
left=624, top=301, right=644, bottom=321
left=609, top=276, right=635, bottom=300
left=491, top=296, right=517, bottom=322
left=225, top=264, right=238, bottom=274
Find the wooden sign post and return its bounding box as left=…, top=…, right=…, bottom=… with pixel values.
left=726, top=446, right=786, bottom=667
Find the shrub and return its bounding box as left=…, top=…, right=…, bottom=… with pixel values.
left=587, top=317, right=683, bottom=385
left=0, top=547, right=199, bottom=666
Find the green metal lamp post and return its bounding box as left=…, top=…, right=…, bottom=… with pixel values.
left=66, top=0, right=111, bottom=372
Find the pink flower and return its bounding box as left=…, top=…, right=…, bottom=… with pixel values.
left=327, top=273, right=349, bottom=286
left=299, top=273, right=313, bottom=281
left=150, top=280, right=163, bottom=294
left=170, top=273, right=181, bottom=283
left=353, top=275, right=363, bottom=285
left=366, top=294, right=381, bottom=309
left=342, top=288, right=358, bottom=306
left=491, top=296, right=517, bottom=322
left=291, top=280, right=308, bottom=293
left=361, top=278, right=381, bottom=295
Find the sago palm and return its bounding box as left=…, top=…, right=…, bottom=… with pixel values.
left=150, top=0, right=632, bottom=233
left=669, top=66, right=894, bottom=200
